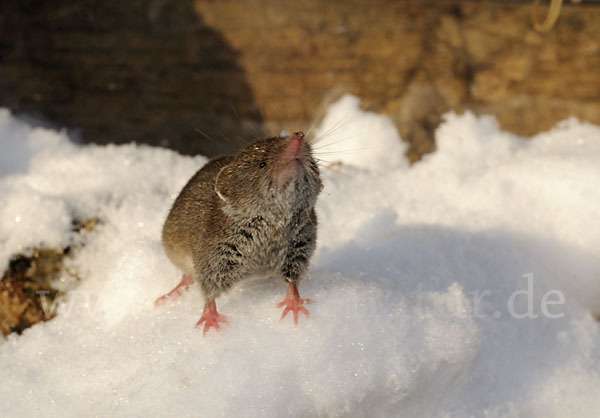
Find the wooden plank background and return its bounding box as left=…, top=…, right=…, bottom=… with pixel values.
left=1, top=0, right=599, bottom=161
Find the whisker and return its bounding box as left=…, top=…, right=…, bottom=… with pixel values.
left=311, top=132, right=370, bottom=150
left=216, top=131, right=244, bottom=152
left=229, top=130, right=251, bottom=146
left=316, top=162, right=358, bottom=178
left=314, top=157, right=346, bottom=166
left=314, top=148, right=370, bottom=156
left=195, top=127, right=232, bottom=150
left=257, top=100, right=266, bottom=122
left=310, top=94, right=380, bottom=146
left=229, top=103, right=261, bottom=140
left=265, top=98, right=286, bottom=123
left=305, top=95, right=329, bottom=140
left=237, top=136, right=250, bottom=146
left=310, top=118, right=347, bottom=145
left=215, top=130, right=236, bottom=145
left=310, top=113, right=355, bottom=146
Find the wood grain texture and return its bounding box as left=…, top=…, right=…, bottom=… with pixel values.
left=0, top=0, right=598, bottom=162
left=196, top=0, right=600, bottom=161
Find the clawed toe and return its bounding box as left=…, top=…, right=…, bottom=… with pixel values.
left=196, top=300, right=228, bottom=336
left=154, top=274, right=193, bottom=307
left=277, top=283, right=313, bottom=325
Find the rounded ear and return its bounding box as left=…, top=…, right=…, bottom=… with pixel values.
left=215, top=166, right=229, bottom=202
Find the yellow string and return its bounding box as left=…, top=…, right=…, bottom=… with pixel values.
left=531, top=0, right=563, bottom=32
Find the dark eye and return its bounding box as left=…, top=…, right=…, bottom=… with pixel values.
left=259, top=162, right=266, bottom=168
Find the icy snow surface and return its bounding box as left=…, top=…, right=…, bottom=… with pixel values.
left=0, top=94, right=599, bottom=417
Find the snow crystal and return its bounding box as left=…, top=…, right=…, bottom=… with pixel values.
left=0, top=97, right=598, bottom=417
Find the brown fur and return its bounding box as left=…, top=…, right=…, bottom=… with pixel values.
left=162, top=134, right=323, bottom=301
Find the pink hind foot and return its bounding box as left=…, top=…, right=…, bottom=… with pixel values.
left=277, top=282, right=313, bottom=324
left=196, top=300, right=229, bottom=336
left=154, top=274, right=193, bottom=307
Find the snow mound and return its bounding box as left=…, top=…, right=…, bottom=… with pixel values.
left=311, top=93, right=408, bottom=172
left=0, top=98, right=599, bottom=417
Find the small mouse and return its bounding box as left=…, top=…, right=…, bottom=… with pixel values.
left=155, top=131, right=323, bottom=335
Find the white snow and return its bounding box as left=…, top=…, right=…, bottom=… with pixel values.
left=0, top=96, right=599, bottom=417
